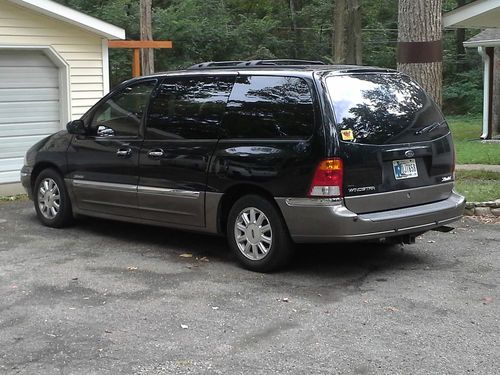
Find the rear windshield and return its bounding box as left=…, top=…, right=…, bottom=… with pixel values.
left=326, top=74, right=448, bottom=145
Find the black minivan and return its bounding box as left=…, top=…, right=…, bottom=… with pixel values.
left=21, top=60, right=465, bottom=272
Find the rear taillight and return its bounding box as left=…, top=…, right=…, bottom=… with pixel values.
left=308, top=158, right=343, bottom=198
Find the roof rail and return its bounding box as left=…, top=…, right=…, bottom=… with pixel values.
left=187, top=59, right=326, bottom=70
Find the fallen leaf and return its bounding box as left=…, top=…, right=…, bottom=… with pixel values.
left=211, top=306, right=219, bottom=310
left=179, top=253, right=193, bottom=258
left=427, top=240, right=435, bottom=244
left=127, top=266, right=138, bottom=271
left=104, top=330, right=112, bottom=334
left=385, top=306, right=399, bottom=312
left=180, top=324, right=188, bottom=329
left=198, top=257, right=209, bottom=262
left=281, top=297, right=289, bottom=303
left=481, top=297, right=493, bottom=305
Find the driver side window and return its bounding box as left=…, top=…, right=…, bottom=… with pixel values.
left=90, top=80, right=156, bottom=137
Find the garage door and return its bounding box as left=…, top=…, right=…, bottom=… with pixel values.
left=0, top=50, right=60, bottom=184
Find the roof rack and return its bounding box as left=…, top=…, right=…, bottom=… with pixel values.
left=187, top=59, right=326, bottom=70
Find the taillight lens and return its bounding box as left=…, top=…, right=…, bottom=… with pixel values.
left=308, top=158, right=343, bottom=197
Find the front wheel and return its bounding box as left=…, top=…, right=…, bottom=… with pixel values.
left=227, top=195, right=294, bottom=272
left=34, top=169, right=74, bottom=228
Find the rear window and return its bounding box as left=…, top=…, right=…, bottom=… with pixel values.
left=326, top=74, right=448, bottom=145
left=221, top=75, right=315, bottom=139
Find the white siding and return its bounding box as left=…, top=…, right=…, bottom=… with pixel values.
left=0, top=1, right=107, bottom=120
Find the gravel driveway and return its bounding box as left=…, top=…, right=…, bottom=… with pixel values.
left=1, top=200, right=499, bottom=374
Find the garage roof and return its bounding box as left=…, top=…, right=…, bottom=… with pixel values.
left=7, top=0, right=125, bottom=39
left=444, top=0, right=500, bottom=28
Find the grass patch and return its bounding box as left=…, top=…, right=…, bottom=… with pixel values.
left=446, top=116, right=500, bottom=165
left=455, top=170, right=500, bottom=202
left=0, top=194, right=28, bottom=203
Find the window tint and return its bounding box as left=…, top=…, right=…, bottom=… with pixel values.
left=327, top=74, right=447, bottom=145
left=91, top=80, right=156, bottom=137
left=146, top=76, right=235, bottom=139
left=222, top=76, right=315, bottom=139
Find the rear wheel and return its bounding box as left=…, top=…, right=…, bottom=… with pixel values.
left=34, top=169, right=73, bottom=228
left=227, top=195, right=294, bottom=272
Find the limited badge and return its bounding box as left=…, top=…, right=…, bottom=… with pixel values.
left=341, top=129, right=354, bottom=141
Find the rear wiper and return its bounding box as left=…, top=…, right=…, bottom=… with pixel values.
left=415, top=120, right=446, bottom=135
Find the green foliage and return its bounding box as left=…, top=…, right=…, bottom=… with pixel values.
left=53, top=0, right=486, bottom=115
left=443, top=69, right=483, bottom=115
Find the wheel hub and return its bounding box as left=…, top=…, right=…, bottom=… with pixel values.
left=234, top=207, right=273, bottom=261
left=37, top=178, right=61, bottom=220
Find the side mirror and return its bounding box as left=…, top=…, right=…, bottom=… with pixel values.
left=66, top=119, right=86, bottom=135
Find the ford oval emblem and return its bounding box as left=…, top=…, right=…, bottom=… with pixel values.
left=405, top=150, right=415, bottom=158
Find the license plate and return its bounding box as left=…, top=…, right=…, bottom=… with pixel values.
left=393, top=159, right=418, bottom=180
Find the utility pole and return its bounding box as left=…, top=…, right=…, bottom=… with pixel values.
left=140, top=0, right=154, bottom=76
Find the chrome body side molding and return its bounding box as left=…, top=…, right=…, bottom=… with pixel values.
left=137, top=185, right=200, bottom=199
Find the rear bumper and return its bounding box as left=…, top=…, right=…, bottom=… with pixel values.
left=20, top=166, right=33, bottom=199
left=275, top=192, right=465, bottom=243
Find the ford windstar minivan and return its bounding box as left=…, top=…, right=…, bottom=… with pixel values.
left=22, top=60, right=465, bottom=272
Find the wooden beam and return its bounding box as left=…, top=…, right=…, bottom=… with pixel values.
left=132, top=48, right=141, bottom=77
left=108, top=40, right=172, bottom=49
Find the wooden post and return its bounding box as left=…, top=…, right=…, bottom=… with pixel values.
left=108, top=40, right=172, bottom=78
left=132, top=48, right=141, bottom=77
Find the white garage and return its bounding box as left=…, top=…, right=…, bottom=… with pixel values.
left=0, top=0, right=125, bottom=192
left=0, top=50, right=61, bottom=184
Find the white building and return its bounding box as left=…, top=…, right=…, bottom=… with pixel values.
left=0, top=0, right=124, bottom=191
left=444, top=0, right=500, bottom=140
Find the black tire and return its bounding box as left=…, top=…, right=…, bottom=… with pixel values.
left=33, top=168, right=74, bottom=228
left=227, top=194, right=294, bottom=272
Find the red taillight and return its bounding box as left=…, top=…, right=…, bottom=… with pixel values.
left=308, top=158, right=343, bottom=197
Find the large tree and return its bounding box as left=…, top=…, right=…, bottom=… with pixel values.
left=397, top=0, right=443, bottom=105
left=333, top=0, right=362, bottom=65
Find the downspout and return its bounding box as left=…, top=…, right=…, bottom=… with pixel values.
left=478, top=46, right=491, bottom=139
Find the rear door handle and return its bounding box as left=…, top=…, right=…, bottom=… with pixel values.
left=148, top=149, right=164, bottom=159
left=116, top=148, right=132, bottom=158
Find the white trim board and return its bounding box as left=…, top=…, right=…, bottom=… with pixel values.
left=7, top=0, right=125, bottom=39
left=444, top=0, right=500, bottom=28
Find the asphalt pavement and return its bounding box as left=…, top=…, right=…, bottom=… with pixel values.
left=0, top=200, right=499, bottom=374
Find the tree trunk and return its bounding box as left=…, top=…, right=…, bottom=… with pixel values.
left=346, top=0, right=362, bottom=65
left=397, top=0, right=443, bottom=106
left=140, top=0, right=154, bottom=76
left=289, top=0, right=302, bottom=59
left=333, top=0, right=346, bottom=64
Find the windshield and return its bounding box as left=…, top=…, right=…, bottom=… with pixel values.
left=326, top=73, right=448, bottom=145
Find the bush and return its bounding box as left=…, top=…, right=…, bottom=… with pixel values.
left=443, top=69, right=483, bottom=115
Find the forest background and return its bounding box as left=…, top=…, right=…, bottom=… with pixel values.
left=55, top=0, right=481, bottom=116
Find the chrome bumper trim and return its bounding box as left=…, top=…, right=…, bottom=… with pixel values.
left=284, top=197, right=342, bottom=207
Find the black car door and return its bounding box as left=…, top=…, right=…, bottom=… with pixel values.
left=138, top=74, right=235, bottom=226
left=67, top=79, right=157, bottom=217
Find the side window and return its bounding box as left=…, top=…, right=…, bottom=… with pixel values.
left=90, top=80, right=156, bottom=137
left=146, top=76, right=235, bottom=139
left=222, top=76, right=315, bottom=139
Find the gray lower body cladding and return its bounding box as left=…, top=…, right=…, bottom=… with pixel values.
left=275, top=192, right=465, bottom=243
